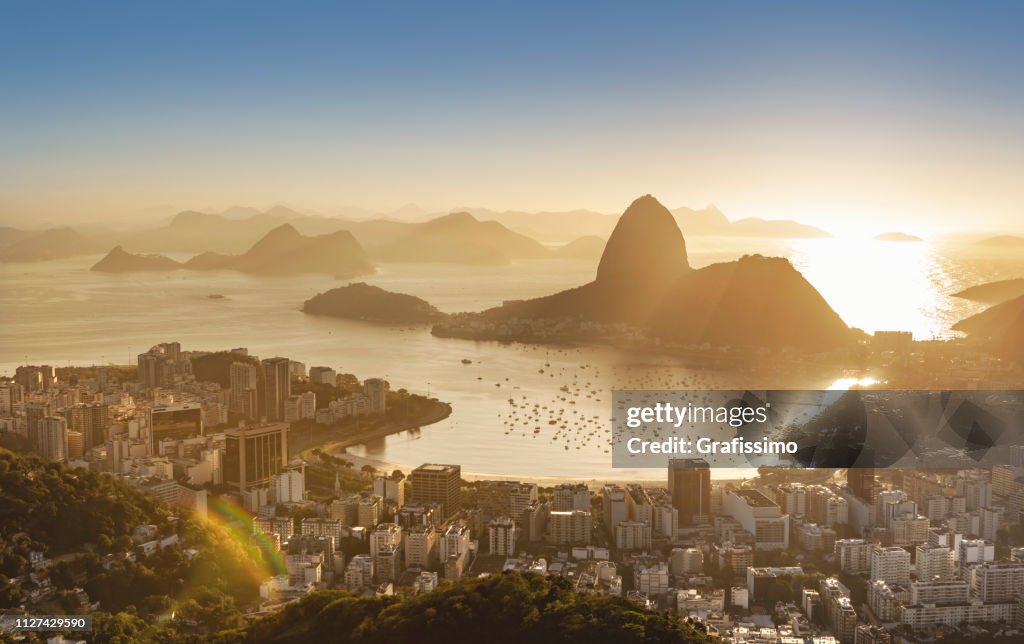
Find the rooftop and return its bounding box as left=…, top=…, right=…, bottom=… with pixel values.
left=414, top=463, right=460, bottom=473
left=733, top=489, right=779, bottom=508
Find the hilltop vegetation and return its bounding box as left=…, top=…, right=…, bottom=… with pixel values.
left=0, top=450, right=269, bottom=641
left=0, top=449, right=169, bottom=558
left=237, top=572, right=717, bottom=644
left=302, top=282, right=447, bottom=324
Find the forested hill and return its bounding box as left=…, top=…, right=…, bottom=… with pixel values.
left=237, top=572, right=718, bottom=644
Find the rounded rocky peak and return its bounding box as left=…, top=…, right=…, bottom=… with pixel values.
left=428, top=212, right=479, bottom=227
left=596, top=194, right=690, bottom=283
left=264, top=222, right=301, bottom=237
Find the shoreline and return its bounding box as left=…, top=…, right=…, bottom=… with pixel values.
left=295, top=400, right=453, bottom=462
left=319, top=432, right=751, bottom=488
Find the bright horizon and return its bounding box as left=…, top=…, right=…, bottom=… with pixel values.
left=2, top=2, right=1023, bottom=233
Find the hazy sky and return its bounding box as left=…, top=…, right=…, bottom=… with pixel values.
left=2, top=1, right=1022, bottom=232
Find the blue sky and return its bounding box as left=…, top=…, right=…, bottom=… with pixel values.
left=2, top=1, right=1022, bottom=230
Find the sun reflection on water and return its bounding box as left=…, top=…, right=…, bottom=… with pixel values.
left=788, top=237, right=959, bottom=340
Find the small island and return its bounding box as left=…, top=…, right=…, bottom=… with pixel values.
left=302, top=282, right=447, bottom=324
left=874, top=231, right=922, bottom=242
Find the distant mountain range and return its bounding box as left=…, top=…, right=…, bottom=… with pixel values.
left=445, top=205, right=831, bottom=242
left=91, top=224, right=374, bottom=278
left=10, top=202, right=1016, bottom=267
left=433, top=195, right=852, bottom=350
left=672, top=205, right=831, bottom=239
left=0, top=227, right=107, bottom=262
left=0, top=226, right=34, bottom=250
left=365, top=212, right=548, bottom=264
left=554, top=236, right=606, bottom=260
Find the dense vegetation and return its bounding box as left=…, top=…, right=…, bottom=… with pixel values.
left=0, top=449, right=169, bottom=562
left=236, top=572, right=718, bottom=644
left=0, top=450, right=267, bottom=642
left=302, top=282, right=447, bottom=324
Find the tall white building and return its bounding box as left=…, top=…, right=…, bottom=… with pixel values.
left=970, top=562, right=1024, bottom=603
left=635, top=563, right=670, bottom=596
left=371, top=523, right=403, bottom=557
left=871, top=546, right=910, bottom=586
left=364, top=378, right=387, bottom=414
left=552, top=483, right=591, bottom=512
left=546, top=510, right=592, bottom=545
left=229, top=361, right=259, bottom=417
left=488, top=517, right=518, bottom=556
left=724, top=489, right=789, bottom=550
left=40, top=415, right=67, bottom=462
left=373, top=476, right=405, bottom=505
left=440, top=524, right=470, bottom=561
left=344, top=554, right=374, bottom=591
left=602, top=486, right=629, bottom=532
left=959, top=539, right=995, bottom=567
left=405, top=525, right=437, bottom=569
left=915, top=544, right=954, bottom=581
left=614, top=521, right=652, bottom=551
left=271, top=466, right=306, bottom=504
left=836, top=539, right=875, bottom=574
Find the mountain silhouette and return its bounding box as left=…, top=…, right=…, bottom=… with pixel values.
left=650, top=254, right=850, bottom=350
left=597, top=195, right=689, bottom=283
left=184, top=224, right=374, bottom=277
left=369, top=212, right=548, bottom=264
left=0, top=227, right=106, bottom=262
left=952, top=278, right=1024, bottom=305
left=954, top=294, right=1024, bottom=364
left=554, top=235, right=606, bottom=260
left=434, top=195, right=851, bottom=350
left=91, top=246, right=183, bottom=272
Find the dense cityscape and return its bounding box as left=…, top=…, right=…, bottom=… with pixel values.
left=2, top=341, right=1024, bottom=643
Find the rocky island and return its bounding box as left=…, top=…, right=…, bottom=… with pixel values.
left=91, top=246, right=184, bottom=272
left=303, top=282, right=447, bottom=323
left=92, top=224, right=375, bottom=278
left=874, top=232, right=923, bottom=242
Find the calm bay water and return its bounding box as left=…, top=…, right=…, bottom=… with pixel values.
left=1, top=237, right=1020, bottom=480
